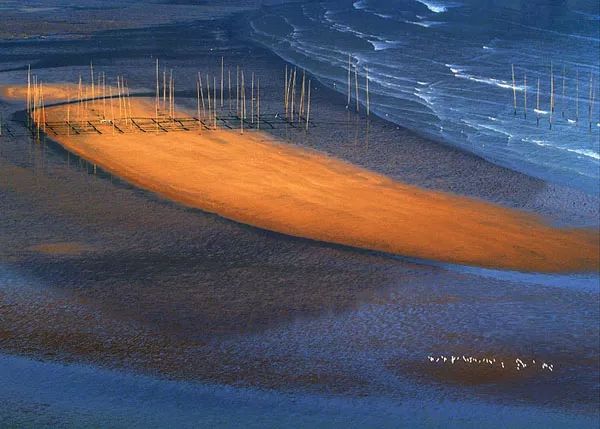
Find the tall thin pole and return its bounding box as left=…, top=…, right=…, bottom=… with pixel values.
left=169, top=69, right=173, bottom=119
left=27, top=65, right=31, bottom=128
left=90, top=61, right=94, bottom=108
left=284, top=65, right=288, bottom=114
left=228, top=68, right=232, bottom=112
left=197, top=78, right=202, bottom=130
left=236, top=65, right=239, bottom=116
left=257, top=77, right=260, bottom=130
left=206, top=74, right=211, bottom=125
left=221, top=56, right=224, bottom=107
left=78, top=74, right=82, bottom=122
left=198, top=72, right=206, bottom=118
left=102, top=72, right=106, bottom=119
left=523, top=73, right=527, bottom=119
left=117, top=76, right=123, bottom=121
left=576, top=69, right=579, bottom=123
left=163, top=69, right=167, bottom=111
left=214, top=76, right=217, bottom=128
left=561, top=65, right=566, bottom=118
left=155, top=58, right=159, bottom=119
left=589, top=72, right=594, bottom=131
left=366, top=66, right=370, bottom=117
left=251, top=72, right=255, bottom=123
left=291, top=68, right=296, bottom=121
left=536, top=76, right=540, bottom=127
left=109, top=86, right=115, bottom=135
left=511, top=64, right=517, bottom=116
left=299, top=70, right=305, bottom=118
left=347, top=54, right=351, bottom=108
left=67, top=93, right=70, bottom=136
left=306, top=80, right=311, bottom=131
left=354, top=65, right=359, bottom=112
left=241, top=70, right=245, bottom=133
left=550, top=63, right=555, bottom=113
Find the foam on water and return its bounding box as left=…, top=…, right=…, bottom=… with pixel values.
left=247, top=0, right=600, bottom=193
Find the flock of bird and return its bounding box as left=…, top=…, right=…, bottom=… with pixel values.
left=426, top=354, right=554, bottom=372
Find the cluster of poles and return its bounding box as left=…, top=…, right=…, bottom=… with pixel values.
left=345, top=54, right=370, bottom=117
left=510, top=63, right=598, bottom=131
left=155, top=57, right=273, bottom=134
left=26, top=65, right=47, bottom=140
left=26, top=62, right=137, bottom=137
left=283, top=65, right=312, bottom=130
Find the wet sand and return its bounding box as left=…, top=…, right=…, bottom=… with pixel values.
left=8, top=86, right=595, bottom=273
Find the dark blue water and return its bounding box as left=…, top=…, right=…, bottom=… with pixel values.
left=246, top=0, right=600, bottom=193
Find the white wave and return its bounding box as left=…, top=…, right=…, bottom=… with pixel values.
left=415, top=0, right=448, bottom=13
left=566, top=148, right=600, bottom=160
left=369, top=39, right=401, bottom=51
left=482, top=45, right=493, bottom=50
left=524, top=138, right=600, bottom=160
left=446, top=64, right=525, bottom=91
left=533, top=108, right=549, bottom=115
left=353, top=0, right=368, bottom=10
left=404, top=20, right=443, bottom=28
left=374, top=13, right=393, bottom=19
left=415, top=0, right=461, bottom=14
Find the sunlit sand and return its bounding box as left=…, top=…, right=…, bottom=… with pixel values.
left=6, top=84, right=599, bottom=273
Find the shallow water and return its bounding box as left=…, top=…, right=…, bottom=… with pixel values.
left=245, top=0, right=600, bottom=193
left=2, top=353, right=598, bottom=429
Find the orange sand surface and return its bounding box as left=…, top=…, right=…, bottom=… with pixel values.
left=7, top=85, right=599, bottom=272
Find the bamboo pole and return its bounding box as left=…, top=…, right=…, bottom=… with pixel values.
left=228, top=68, right=232, bottom=112
left=171, top=76, right=175, bottom=121
left=213, top=75, right=217, bottom=128
left=354, top=65, right=359, bottom=113
left=576, top=69, right=579, bottom=123
left=347, top=54, right=351, bottom=108
left=125, top=78, right=132, bottom=128
left=251, top=72, right=255, bottom=124
left=197, top=78, right=202, bottom=131
left=221, top=56, right=224, bottom=107
left=207, top=74, right=211, bottom=124
left=67, top=93, right=70, bottom=136
left=241, top=70, right=245, bottom=133
left=366, top=66, right=370, bottom=117
left=299, top=70, right=305, bottom=119
left=536, top=76, right=540, bottom=127
left=78, top=74, right=82, bottom=122
left=199, top=72, right=206, bottom=118
left=236, top=65, right=239, bottom=116
left=589, top=72, right=594, bottom=131
left=285, top=65, right=288, bottom=114
left=155, top=58, right=159, bottom=118
left=109, top=86, right=115, bottom=135
left=257, top=77, right=260, bottom=130
left=561, top=65, right=566, bottom=118
left=549, top=63, right=554, bottom=129
left=550, top=63, right=555, bottom=113
left=523, top=73, right=527, bottom=119
left=102, top=72, right=106, bottom=119
left=306, top=79, right=311, bottom=131
left=163, top=69, right=167, bottom=112
left=291, top=68, right=296, bottom=121
left=26, top=65, right=31, bottom=129
left=511, top=64, right=517, bottom=116
left=90, top=61, right=94, bottom=109
left=117, top=76, right=123, bottom=122
left=40, top=81, right=46, bottom=133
